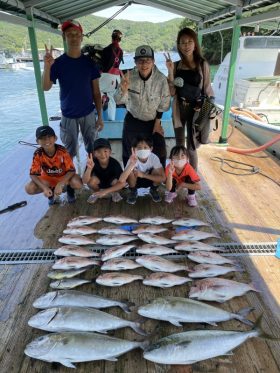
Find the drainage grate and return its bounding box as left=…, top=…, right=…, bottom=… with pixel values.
left=0, top=242, right=277, bottom=264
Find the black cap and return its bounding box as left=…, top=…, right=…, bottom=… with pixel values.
left=93, top=138, right=111, bottom=151
left=36, top=126, right=56, bottom=139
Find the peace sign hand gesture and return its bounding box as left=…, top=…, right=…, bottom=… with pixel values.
left=164, top=52, right=174, bottom=73
left=44, top=44, right=55, bottom=69
left=119, top=70, right=130, bottom=95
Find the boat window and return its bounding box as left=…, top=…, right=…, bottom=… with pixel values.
left=244, top=38, right=280, bottom=49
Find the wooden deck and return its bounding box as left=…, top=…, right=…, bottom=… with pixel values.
left=0, top=125, right=280, bottom=372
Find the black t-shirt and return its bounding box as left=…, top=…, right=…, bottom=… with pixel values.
left=91, top=157, right=123, bottom=188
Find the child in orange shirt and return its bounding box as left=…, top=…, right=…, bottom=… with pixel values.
left=165, top=145, right=201, bottom=207
left=25, top=126, right=82, bottom=205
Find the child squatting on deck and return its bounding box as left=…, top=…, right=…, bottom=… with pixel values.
left=25, top=126, right=83, bottom=205
left=119, top=136, right=166, bottom=205
left=165, top=145, right=201, bottom=207
left=83, top=138, right=124, bottom=204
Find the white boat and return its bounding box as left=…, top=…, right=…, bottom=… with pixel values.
left=212, top=36, right=280, bottom=158
left=0, top=52, right=27, bottom=70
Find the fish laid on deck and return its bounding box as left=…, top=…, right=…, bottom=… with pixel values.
left=136, top=255, right=189, bottom=273
left=143, top=316, right=273, bottom=365
left=97, top=226, right=132, bottom=235
left=96, top=273, right=144, bottom=287
left=25, top=332, right=146, bottom=368
left=101, top=258, right=142, bottom=271
left=54, top=245, right=100, bottom=257
left=188, top=251, right=236, bottom=265
left=50, top=278, right=91, bottom=289
left=67, top=216, right=102, bottom=227
left=58, top=235, right=95, bottom=246
left=174, top=241, right=224, bottom=252
left=47, top=268, right=88, bottom=280
left=138, top=297, right=253, bottom=326
left=28, top=307, right=146, bottom=335
left=171, top=230, right=220, bottom=241
left=136, top=244, right=178, bottom=255
left=189, top=263, right=243, bottom=278
left=33, top=290, right=133, bottom=312
left=62, top=226, right=98, bottom=235
left=103, top=216, right=138, bottom=224
left=132, top=225, right=168, bottom=234
left=96, top=235, right=137, bottom=246
left=189, top=278, right=260, bottom=302
left=139, top=216, right=173, bottom=225
left=172, top=218, right=210, bottom=227
left=143, top=273, right=192, bottom=288
left=138, top=233, right=174, bottom=245
left=52, top=257, right=100, bottom=270
left=101, top=244, right=135, bottom=261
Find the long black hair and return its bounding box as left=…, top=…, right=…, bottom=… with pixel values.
left=176, top=27, right=205, bottom=69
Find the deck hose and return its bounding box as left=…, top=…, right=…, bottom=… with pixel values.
left=227, top=134, right=280, bottom=155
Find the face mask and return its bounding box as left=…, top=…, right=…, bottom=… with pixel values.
left=136, top=149, right=151, bottom=159
left=173, top=159, right=186, bottom=168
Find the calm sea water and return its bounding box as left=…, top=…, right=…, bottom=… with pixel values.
left=0, top=52, right=218, bottom=159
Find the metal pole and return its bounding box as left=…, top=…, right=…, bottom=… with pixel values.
left=219, top=8, right=242, bottom=144
left=25, top=7, right=49, bottom=125
left=197, top=22, right=203, bottom=46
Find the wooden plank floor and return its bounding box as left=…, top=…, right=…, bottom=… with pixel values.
left=0, top=125, right=280, bottom=372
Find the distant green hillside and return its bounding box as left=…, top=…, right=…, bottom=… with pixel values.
left=0, top=14, right=182, bottom=54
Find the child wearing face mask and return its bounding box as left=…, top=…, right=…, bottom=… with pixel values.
left=120, top=136, right=166, bottom=205
left=165, top=145, right=201, bottom=207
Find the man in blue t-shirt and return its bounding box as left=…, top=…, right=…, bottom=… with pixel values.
left=42, top=19, right=104, bottom=158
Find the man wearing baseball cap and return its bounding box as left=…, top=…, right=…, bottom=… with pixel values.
left=99, top=29, right=124, bottom=121
left=114, top=44, right=170, bottom=169
left=42, top=19, right=103, bottom=159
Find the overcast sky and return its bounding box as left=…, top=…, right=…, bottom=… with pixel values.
left=94, top=5, right=183, bottom=23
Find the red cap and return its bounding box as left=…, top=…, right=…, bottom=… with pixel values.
left=61, top=20, right=83, bottom=33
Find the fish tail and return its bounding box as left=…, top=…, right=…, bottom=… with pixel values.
left=249, top=282, right=261, bottom=293
left=138, top=340, right=150, bottom=350
left=120, top=300, right=135, bottom=313
left=131, top=322, right=148, bottom=336
left=254, top=314, right=280, bottom=340
left=236, top=307, right=254, bottom=326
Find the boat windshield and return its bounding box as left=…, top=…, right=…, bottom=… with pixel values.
left=244, top=37, right=280, bottom=49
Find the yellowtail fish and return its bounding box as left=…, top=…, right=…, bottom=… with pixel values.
left=47, top=269, right=87, bottom=280
left=50, top=278, right=91, bottom=289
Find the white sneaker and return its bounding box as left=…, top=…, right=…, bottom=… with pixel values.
left=164, top=191, right=177, bottom=203
left=187, top=194, right=197, bottom=207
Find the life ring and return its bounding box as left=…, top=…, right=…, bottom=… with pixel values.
left=230, top=107, right=265, bottom=122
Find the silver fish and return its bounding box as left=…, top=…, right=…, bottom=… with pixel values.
left=101, top=258, right=142, bottom=271
left=54, top=245, right=100, bottom=258
left=136, top=244, right=177, bottom=256
left=188, top=251, right=235, bottom=265
left=101, top=245, right=134, bottom=261
left=25, top=332, right=146, bottom=368
left=50, top=278, right=91, bottom=289
left=143, top=316, right=270, bottom=365
left=28, top=307, right=146, bottom=335
left=139, top=216, right=173, bottom=225
left=52, top=257, right=100, bottom=270
left=33, top=290, right=133, bottom=312
left=67, top=216, right=102, bottom=227
left=189, top=277, right=260, bottom=303
left=172, top=218, right=210, bottom=227
left=47, top=269, right=87, bottom=280
left=189, top=264, right=243, bottom=278
left=143, top=273, right=192, bottom=288
left=135, top=255, right=189, bottom=273
left=96, top=235, right=137, bottom=246
left=174, top=240, right=224, bottom=252
left=171, top=230, right=219, bottom=241
left=138, top=233, right=174, bottom=245
left=96, top=273, right=143, bottom=287
left=58, top=235, right=95, bottom=246
left=138, top=297, right=253, bottom=326
left=103, top=216, right=138, bottom=224
left=63, top=226, right=97, bottom=235
left=132, top=225, right=168, bottom=234
left=98, top=226, right=132, bottom=235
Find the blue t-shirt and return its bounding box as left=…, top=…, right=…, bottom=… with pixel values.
left=50, top=53, right=100, bottom=118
